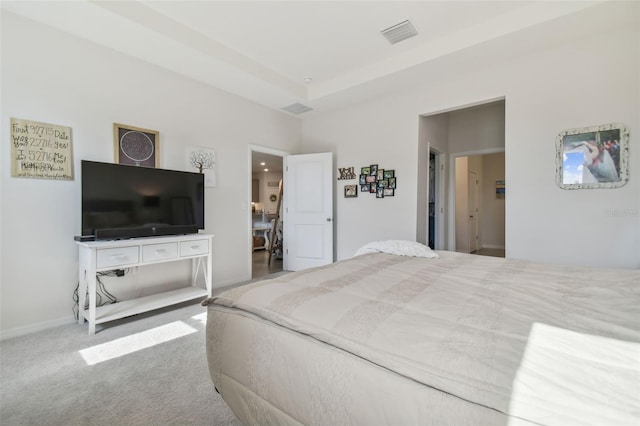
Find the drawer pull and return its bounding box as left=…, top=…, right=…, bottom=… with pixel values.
left=112, top=254, right=128, bottom=262
left=190, top=245, right=200, bottom=250
left=155, top=249, right=168, bottom=255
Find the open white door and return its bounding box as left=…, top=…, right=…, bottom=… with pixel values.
left=284, top=152, right=333, bottom=271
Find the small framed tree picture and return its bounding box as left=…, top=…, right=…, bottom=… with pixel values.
left=186, top=146, right=217, bottom=187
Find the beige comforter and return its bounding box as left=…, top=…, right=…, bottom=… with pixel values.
left=207, top=251, right=640, bottom=425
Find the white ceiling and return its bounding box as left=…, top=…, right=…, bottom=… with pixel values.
left=2, top=1, right=630, bottom=117
left=252, top=151, right=283, bottom=174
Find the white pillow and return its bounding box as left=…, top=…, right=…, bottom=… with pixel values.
left=354, top=240, right=439, bottom=258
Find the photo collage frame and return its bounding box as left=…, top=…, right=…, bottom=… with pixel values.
left=359, top=164, right=396, bottom=198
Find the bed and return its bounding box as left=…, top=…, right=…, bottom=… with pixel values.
left=203, top=243, right=640, bottom=425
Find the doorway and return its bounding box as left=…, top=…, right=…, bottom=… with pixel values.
left=420, top=97, right=505, bottom=253
left=454, top=152, right=505, bottom=257
left=249, top=146, right=287, bottom=280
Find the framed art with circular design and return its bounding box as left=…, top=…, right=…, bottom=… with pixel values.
left=113, top=123, right=159, bottom=168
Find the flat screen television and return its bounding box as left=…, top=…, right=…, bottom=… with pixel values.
left=81, top=160, right=205, bottom=240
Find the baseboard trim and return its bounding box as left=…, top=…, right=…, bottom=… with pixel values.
left=213, top=274, right=251, bottom=289
left=1, top=316, right=76, bottom=341
left=481, top=244, right=505, bottom=250
left=5, top=273, right=289, bottom=340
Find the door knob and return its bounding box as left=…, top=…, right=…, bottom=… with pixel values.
left=326, top=218, right=332, bottom=222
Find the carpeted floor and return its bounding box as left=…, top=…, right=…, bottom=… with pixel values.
left=0, top=300, right=242, bottom=426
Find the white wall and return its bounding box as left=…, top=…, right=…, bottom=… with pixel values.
left=302, top=12, right=639, bottom=268
left=0, top=12, right=301, bottom=336
left=303, top=101, right=420, bottom=259
left=448, top=102, right=505, bottom=154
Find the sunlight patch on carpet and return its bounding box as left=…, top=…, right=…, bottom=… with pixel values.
left=79, top=321, right=197, bottom=365
left=191, top=312, right=207, bottom=325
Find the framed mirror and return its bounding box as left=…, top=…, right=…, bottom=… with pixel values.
left=556, top=123, right=629, bottom=190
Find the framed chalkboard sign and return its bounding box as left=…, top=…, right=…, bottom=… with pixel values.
left=10, top=117, right=74, bottom=180
left=114, top=123, right=159, bottom=168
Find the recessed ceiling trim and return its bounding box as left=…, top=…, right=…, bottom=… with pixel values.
left=93, top=0, right=307, bottom=98
left=381, top=20, right=418, bottom=45
left=2, top=1, right=619, bottom=115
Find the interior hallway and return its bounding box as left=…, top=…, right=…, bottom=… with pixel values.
left=252, top=249, right=283, bottom=279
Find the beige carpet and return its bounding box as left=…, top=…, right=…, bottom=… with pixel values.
left=1, top=300, right=241, bottom=426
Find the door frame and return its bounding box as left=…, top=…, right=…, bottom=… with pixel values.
left=247, top=144, right=289, bottom=278
left=427, top=147, right=445, bottom=250
left=468, top=170, right=479, bottom=252
left=448, top=147, right=504, bottom=252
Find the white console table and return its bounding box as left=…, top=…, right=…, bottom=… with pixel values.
left=252, top=224, right=272, bottom=251
left=77, top=234, right=213, bottom=335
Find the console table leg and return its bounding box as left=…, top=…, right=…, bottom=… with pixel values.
left=87, top=273, right=97, bottom=335
left=204, top=254, right=212, bottom=297
left=78, top=269, right=87, bottom=325
left=191, top=258, right=201, bottom=287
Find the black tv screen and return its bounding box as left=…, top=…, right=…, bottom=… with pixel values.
left=81, top=160, right=204, bottom=240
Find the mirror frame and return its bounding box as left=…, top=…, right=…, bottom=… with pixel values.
left=556, top=122, right=629, bottom=190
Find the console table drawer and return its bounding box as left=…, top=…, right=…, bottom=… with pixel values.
left=97, top=246, right=139, bottom=268
left=180, top=239, right=209, bottom=257
left=142, top=242, right=179, bottom=263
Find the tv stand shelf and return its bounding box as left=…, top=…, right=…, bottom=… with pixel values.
left=76, top=234, right=213, bottom=335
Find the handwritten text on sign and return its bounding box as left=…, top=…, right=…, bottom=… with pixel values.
left=11, top=118, right=74, bottom=180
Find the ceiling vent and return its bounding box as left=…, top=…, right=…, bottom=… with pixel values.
left=282, top=102, right=313, bottom=115
left=381, top=20, right=418, bottom=45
